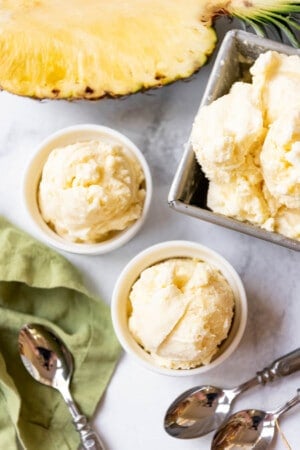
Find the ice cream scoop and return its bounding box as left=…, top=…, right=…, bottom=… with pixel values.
left=164, top=348, right=300, bottom=439
left=250, top=50, right=300, bottom=125
left=128, top=258, right=234, bottom=370
left=38, top=139, right=145, bottom=243
left=211, top=389, right=300, bottom=450
left=191, top=82, right=265, bottom=184
left=261, top=109, right=300, bottom=210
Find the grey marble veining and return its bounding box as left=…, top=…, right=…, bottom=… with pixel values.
left=0, top=18, right=299, bottom=450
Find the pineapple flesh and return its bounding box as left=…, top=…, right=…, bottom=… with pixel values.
left=0, top=0, right=216, bottom=99
left=0, top=0, right=299, bottom=100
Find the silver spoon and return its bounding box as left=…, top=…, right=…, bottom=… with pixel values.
left=19, top=323, right=105, bottom=450
left=211, top=388, right=300, bottom=450
left=164, top=348, right=300, bottom=439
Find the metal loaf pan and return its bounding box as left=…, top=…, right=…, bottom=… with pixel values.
left=168, top=29, right=300, bottom=251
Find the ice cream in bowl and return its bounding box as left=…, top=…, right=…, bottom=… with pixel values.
left=24, top=124, right=152, bottom=254
left=111, top=241, right=247, bottom=376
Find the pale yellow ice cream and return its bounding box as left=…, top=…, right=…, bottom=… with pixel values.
left=38, top=140, right=145, bottom=243
left=191, top=82, right=265, bottom=183
left=261, top=110, right=300, bottom=209
left=207, top=179, right=274, bottom=231
left=275, top=207, right=300, bottom=241
left=128, top=258, right=234, bottom=370
left=191, top=50, right=300, bottom=241
left=250, top=51, right=300, bottom=124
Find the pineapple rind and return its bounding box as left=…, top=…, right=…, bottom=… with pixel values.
left=0, top=1, right=217, bottom=99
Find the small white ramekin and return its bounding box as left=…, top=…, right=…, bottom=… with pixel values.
left=112, top=240, right=247, bottom=376
left=23, top=124, right=152, bottom=255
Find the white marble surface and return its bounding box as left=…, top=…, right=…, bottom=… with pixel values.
left=0, top=20, right=300, bottom=450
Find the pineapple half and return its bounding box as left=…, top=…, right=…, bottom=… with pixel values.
left=0, top=0, right=299, bottom=100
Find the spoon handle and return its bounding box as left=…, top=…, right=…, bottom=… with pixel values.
left=74, top=415, right=105, bottom=450
left=273, top=389, right=300, bottom=419
left=62, top=386, right=105, bottom=450
left=256, top=348, right=300, bottom=384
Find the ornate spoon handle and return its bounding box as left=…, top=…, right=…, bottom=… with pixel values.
left=75, top=414, right=105, bottom=450
left=256, top=348, right=300, bottom=384
left=62, top=385, right=105, bottom=450
left=234, top=349, right=300, bottom=396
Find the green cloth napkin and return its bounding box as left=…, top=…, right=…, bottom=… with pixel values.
left=0, top=217, right=121, bottom=450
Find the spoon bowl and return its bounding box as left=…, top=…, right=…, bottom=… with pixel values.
left=19, top=323, right=73, bottom=388
left=211, top=409, right=274, bottom=450
left=19, top=323, right=104, bottom=450
left=211, top=389, right=300, bottom=450
left=164, top=386, right=234, bottom=438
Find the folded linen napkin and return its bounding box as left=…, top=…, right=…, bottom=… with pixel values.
left=0, top=218, right=120, bottom=450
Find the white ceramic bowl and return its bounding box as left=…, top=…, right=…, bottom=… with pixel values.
left=24, top=124, right=152, bottom=254
left=112, top=240, right=247, bottom=376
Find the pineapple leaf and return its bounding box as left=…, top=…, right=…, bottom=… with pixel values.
left=264, top=10, right=300, bottom=31
left=278, top=5, right=300, bottom=13
left=231, top=1, right=300, bottom=47
left=235, top=13, right=297, bottom=44
left=236, top=14, right=267, bottom=36
left=285, top=16, right=300, bottom=31
left=261, top=13, right=300, bottom=47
